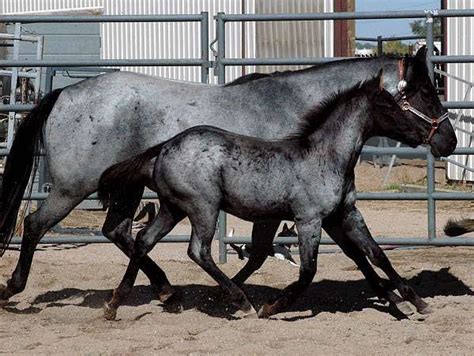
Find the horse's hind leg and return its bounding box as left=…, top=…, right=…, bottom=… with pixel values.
left=342, top=206, right=430, bottom=315
left=0, top=189, right=84, bottom=303
left=104, top=201, right=184, bottom=320
left=231, top=220, right=280, bottom=286
left=187, top=209, right=255, bottom=317
left=258, top=217, right=322, bottom=318
left=102, top=186, right=174, bottom=302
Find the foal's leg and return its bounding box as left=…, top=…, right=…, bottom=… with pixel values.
left=102, top=186, right=174, bottom=302
left=231, top=220, right=281, bottom=285
left=323, top=221, right=407, bottom=312
left=188, top=210, right=256, bottom=317
left=341, top=206, right=430, bottom=314
left=0, top=189, right=84, bottom=304
left=258, top=217, right=322, bottom=318
left=103, top=202, right=183, bottom=320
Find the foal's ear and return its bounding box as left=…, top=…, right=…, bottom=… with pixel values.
left=415, top=45, right=427, bottom=63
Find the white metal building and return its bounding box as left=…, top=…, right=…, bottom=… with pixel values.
left=445, top=0, right=474, bottom=181
left=0, top=0, right=335, bottom=83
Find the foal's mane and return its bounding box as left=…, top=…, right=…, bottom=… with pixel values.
left=289, top=77, right=377, bottom=140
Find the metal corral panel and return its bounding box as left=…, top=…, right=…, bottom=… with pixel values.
left=446, top=0, right=474, bottom=181
left=1, top=0, right=334, bottom=84
left=102, top=0, right=256, bottom=83
left=255, top=0, right=332, bottom=73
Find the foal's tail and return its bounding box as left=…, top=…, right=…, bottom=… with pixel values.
left=0, top=88, right=64, bottom=256
left=97, top=143, right=165, bottom=208
left=444, top=218, right=474, bottom=237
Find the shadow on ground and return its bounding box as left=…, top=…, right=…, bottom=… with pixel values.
left=3, top=268, right=472, bottom=320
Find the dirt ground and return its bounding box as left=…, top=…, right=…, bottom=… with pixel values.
left=1, top=161, right=473, bottom=355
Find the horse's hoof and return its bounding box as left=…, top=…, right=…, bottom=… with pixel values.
left=0, top=284, right=10, bottom=307
left=396, top=301, right=415, bottom=316
left=233, top=305, right=257, bottom=319
left=417, top=304, right=433, bottom=315
left=257, top=302, right=278, bottom=319
left=158, top=285, right=176, bottom=303
left=103, top=302, right=117, bottom=321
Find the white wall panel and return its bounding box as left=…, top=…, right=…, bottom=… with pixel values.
left=446, top=0, right=474, bottom=181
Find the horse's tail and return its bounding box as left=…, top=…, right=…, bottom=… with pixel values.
left=444, top=218, right=474, bottom=237
left=0, top=88, right=64, bottom=256
left=97, top=143, right=165, bottom=208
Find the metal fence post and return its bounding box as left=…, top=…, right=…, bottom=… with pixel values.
left=200, top=12, right=209, bottom=84
left=6, top=23, right=21, bottom=150
left=425, top=12, right=436, bottom=240
left=377, top=35, right=383, bottom=56
left=216, top=12, right=228, bottom=263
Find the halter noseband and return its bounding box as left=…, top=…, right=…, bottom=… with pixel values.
left=397, top=58, right=449, bottom=144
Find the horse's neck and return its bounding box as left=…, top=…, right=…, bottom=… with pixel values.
left=289, top=58, right=399, bottom=104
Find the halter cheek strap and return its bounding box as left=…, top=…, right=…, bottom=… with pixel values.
left=397, top=58, right=449, bottom=144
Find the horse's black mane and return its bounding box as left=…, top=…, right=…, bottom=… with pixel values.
left=224, top=54, right=409, bottom=87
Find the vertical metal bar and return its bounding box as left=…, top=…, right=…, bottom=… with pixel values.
left=200, top=12, right=209, bottom=84
left=425, top=13, right=436, bottom=240
left=33, top=35, right=43, bottom=103
left=7, top=23, right=21, bottom=150
left=216, top=12, right=226, bottom=85
left=216, top=12, right=227, bottom=263
left=377, top=35, right=383, bottom=56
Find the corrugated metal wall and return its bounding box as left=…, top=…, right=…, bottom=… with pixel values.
left=102, top=0, right=257, bottom=83
left=446, top=0, right=474, bottom=181
left=255, top=0, right=330, bottom=73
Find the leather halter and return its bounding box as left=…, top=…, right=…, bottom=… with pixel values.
left=396, top=58, right=449, bottom=144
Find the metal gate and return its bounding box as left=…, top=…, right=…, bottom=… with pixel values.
left=1, top=9, right=473, bottom=264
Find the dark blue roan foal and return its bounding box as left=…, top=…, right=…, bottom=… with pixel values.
left=98, top=71, right=442, bottom=320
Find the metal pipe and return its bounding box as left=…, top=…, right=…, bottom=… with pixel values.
left=8, top=235, right=474, bottom=247
left=442, top=101, right=474, bottom=109
left=0, top=14, right=205, bottom=23
left=200, top=12, right=209, bottom=84
left=356, top=35, right=441, bottom=42
left=0, top=58, right=205, bottom=67
left=220, top=10, right=474, bottom=22
left=221, top=57, right=341, bottom=66
left=433, top=55, right=474, bottom=63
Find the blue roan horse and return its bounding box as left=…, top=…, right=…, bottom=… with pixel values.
left=0, top=48, right=457, bottom=307
left=97, top=72, right=448, bottom=320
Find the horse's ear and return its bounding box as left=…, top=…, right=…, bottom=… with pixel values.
left=377, top=68, right=384, bottom=91
left=289, top=223, right=296, bottom=231
left=282, top=223, right=289, bottom=231
left=415, top=46, right=427, bottom=63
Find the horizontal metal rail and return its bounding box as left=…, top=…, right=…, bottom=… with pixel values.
left=8, top=235, right=474, bottom=247
left=0, top=14, right=205, bottom=23
left=356, top=35, right=442, bottom=42
left=0, top=58, right=206, bottom=68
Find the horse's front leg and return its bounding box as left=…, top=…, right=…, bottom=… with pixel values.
left=258, top=217, right=321, bottom=318
left=341, top=205, right=431, bottom=315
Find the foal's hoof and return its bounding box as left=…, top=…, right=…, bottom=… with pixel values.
left=103, top=302, right=118, bottom=321
left=158, top=284, right=176, bottom=303
left=395, top=301, right=415, bottom=316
